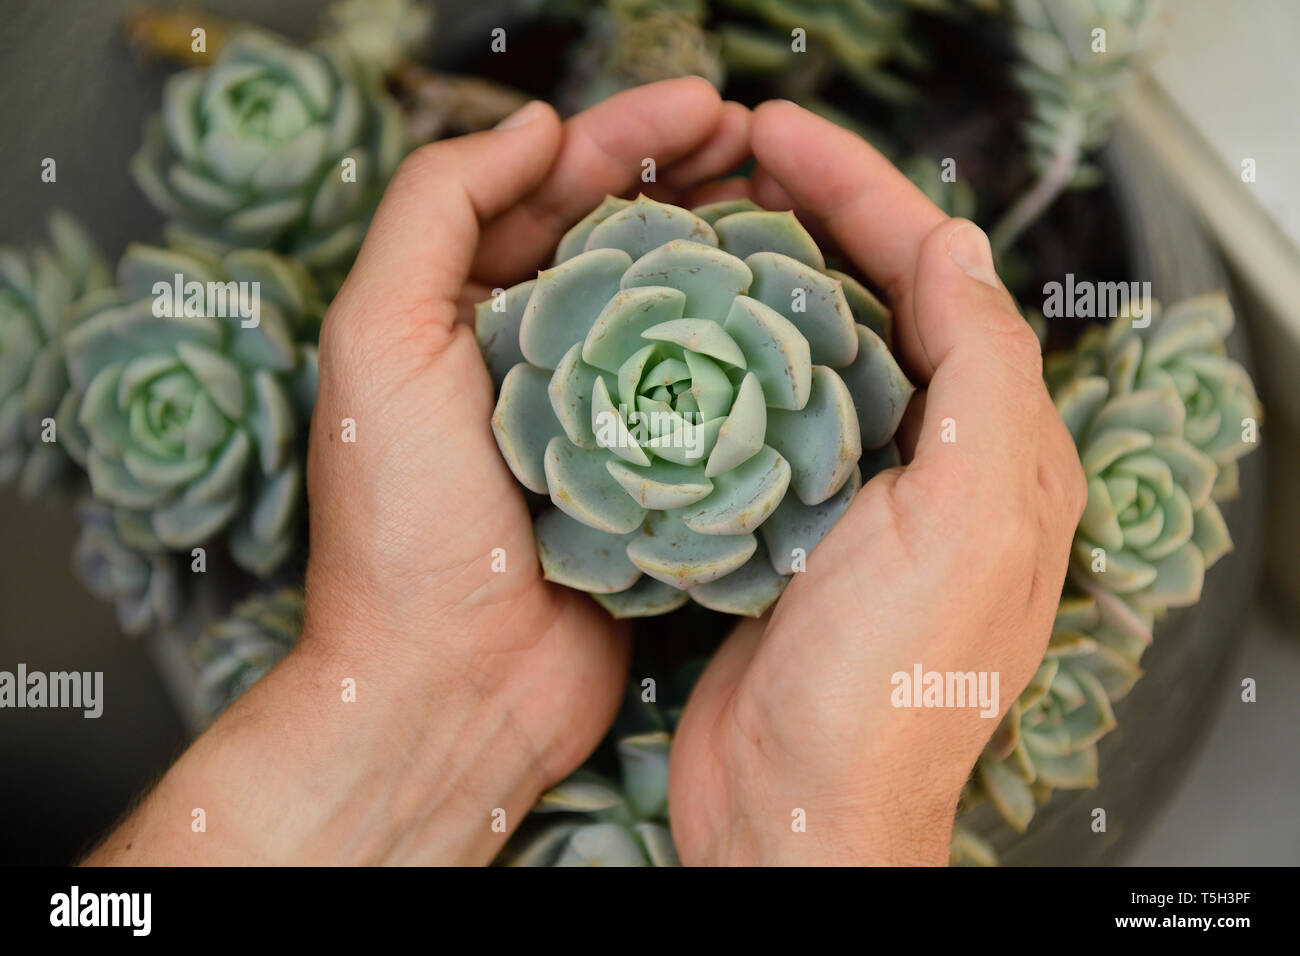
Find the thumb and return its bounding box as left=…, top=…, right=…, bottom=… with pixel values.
left=333, top=101, right=563, bottom=332
left=905, top=219, right=1044, bottom=503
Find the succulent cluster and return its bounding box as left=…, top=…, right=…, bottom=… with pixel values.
left=958, top=293, right=1260, bottom=846
left=479, top=194, right=912, bottom=617
left=58, top=245, right=320, bottom=577
left=0, top=214, right=110, bottom=496
left=192, top=587, right=304, bottom=725
left=131, top=29, right=405, bottom=282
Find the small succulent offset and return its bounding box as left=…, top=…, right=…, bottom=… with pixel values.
left=58, top=245, right=320, bottom=578
left=193, top=587, right=303, bottom=725
left=478, top=194, right=913, bottom=617
left=0, top=214, right=111, bottom=496
left=131, top=29, right=405, bottom=278
left=73, top=499, right=183, bottom=638
left=507, top=730, right=676, bottom=866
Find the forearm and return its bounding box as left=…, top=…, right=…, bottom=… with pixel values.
left=84, top=627, right=547, bottom=866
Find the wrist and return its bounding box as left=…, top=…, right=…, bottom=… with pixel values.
left=88, top=622, right=549, bottom=866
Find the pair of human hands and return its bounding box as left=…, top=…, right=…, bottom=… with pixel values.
left=91, top=79, right=1083, bottom=866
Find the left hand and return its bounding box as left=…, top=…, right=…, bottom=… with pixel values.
left=87, top=79, right=753, bottom=865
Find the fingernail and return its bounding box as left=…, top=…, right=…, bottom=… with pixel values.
left=495, top=100, right=544, bottom=130
left=946, top=222, right=1000, bottom=288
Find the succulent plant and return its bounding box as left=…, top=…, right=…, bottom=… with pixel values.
left=714, top=0, right=932, bottom=103
left=1051, top=308, right=1237, bottom=613
left=478, top=194, right=913, bottom=617
left=506, top=730, right=677, bottom=866
left=318, top=0, right=435, bottom=81
left=1047, top=293, right=1260, bottom=502
left=558, top=0, right=724, bottom=112
left=193, top=587, right=303, bottom=725
left=0, top=213, right=111, bottom=496
left=73, top=499, right=183, bottom=637
left=58, top=245, right=320, bottom=578
left=130, top=29, right=405, bottom=279
left=969, top=589, right=1147, bottom=831
left=990, top=0, right=1163, bottom=252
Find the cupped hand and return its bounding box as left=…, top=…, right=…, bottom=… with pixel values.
left=668, top=102, right=1087, bottom=866
left=89, top=79, right=753, bottom=866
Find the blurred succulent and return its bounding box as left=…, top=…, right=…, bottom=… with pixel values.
left=131, top=29, right=405, bottom=281
left=73, top=499, right=183, bottom=637
left=193, top=587, right=303, bottom=725
left=0, top=214, right=111, bottom=496
left=714, top=0, right=933, bottom=104
left=478, top=194, right=912, bottom=617
left=557, top=0, right=723, bottom=112
left=949, top=823, right=998, bottom=866
left=318, top=0, right=435, bottom=81
left=58, top=245, right=320, bottom=578
left=504, top=672, right=685, bottom=866
left=1047, top=293, right=1260, bottom=501
left=506, top=731, right=676, bottom=866
left=899, top=154, right=978, bottom=221
left=969, top=589, right=1146, bottom=832
left=990, top=0, right=1164, bottom=253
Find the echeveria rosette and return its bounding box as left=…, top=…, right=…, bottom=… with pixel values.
left=505, top=672, right=684, bottom=867
left=968, top=590, right=1148, bottom=834
left=59, top=245, right=320, bottom=578
left=131, top=29, right=405, bottom=281
left=478, top=194, right=914, bottom=618
left=193, top=587, right=303, bottom=725
left=0, top=213, right=111, bottom=495
left=74, top=499, right=184, bottom=638
left=1046, top=293, right=1260, bottom=501
left=1052, top=369, right=1232, bottom=615
left=506, top=731, right=676, bottom=866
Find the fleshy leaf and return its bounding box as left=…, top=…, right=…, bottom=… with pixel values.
left=745, top=251, right=858, bottom=367
left=544, top=437, right=647, bottom=534
left=766, top=367, right=861, bottom=505
left=626, top=510, right=756, bottom=590
left=520, top=248, right=630, bottom=369
left=534, top=508, right=641, bottom=594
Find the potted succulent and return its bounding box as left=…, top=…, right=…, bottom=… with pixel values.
left=0, top=0, right=1266, bottom=866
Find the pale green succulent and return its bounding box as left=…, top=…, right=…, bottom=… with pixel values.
left=318, top=0, right=435, bottom=81
left=991, top=0, right=1163, bottom=252
left=193, top=587, right=303, bottom=725
left=73, top=499, right=183, bottom=638
left=131, top=29, right=405, bottom=277
left=1048, top=293, right=1260, bottom=502
left=558, top=0, right=724, bottom=112
left=0, top=213, right=110, bottom=496
left=478, top=194, right=913, bottom=617
left=58, top=245, right=320, bottom=578
left=715, top=0, right=934, bottom=103
left=506, top=730, right=677, bottom=866
left=971, top=589, right=1147, bottom=832
left=1053, top=370, right=1232, bottom=613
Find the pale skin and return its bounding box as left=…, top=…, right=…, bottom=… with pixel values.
left=86, top=79, right=1084, bottom=866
